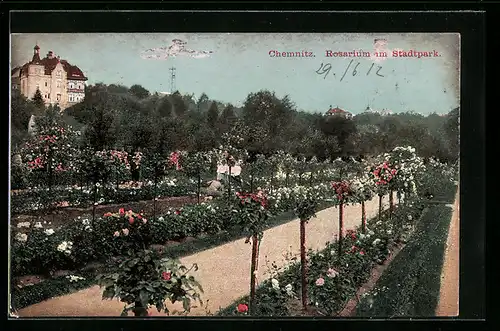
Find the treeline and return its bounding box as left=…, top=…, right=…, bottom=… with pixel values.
left=10, top=83, right=459, bottom=163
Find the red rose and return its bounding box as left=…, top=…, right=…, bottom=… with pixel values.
left=237, top=303, right=248, bottom=313
left=137, top=214, right=142, bottom=219
left=119, top=208, right=125, bottom=215
left=175, top=210, right=181, bottom=215
left=162, top=271, right=171, bottom=281
left=129, top=217, right=134, bottom=225
left=360, top=251, right=365, bottom=255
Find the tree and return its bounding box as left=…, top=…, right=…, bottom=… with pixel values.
left=242, top=90, right=295, bottom=153
left=107, top=84, right=129, bottom=95
left=171, top=91, right=188, bottom=118
left=32, top=88, right=45, bottom=109
left=10, top=92, right=41, bottom=147
left=129, top=84, right=150, bottom=99
left=182, top=94, right=197, bottom=112
left=157, top=96, right=173, bottom=118
left=443, top=108, right=459, bottom=161
left=319, top=115, right=357, bottom=156
left=197, top=93, right=210, bottom=112
left=218, top=104, right=237, bottom=133
left=206, top=102, right=219, bottom=128
left=82, top=100, right=118, bottom=151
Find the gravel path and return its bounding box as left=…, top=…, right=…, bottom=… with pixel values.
left=17, top=195, right=387, bottom=317
left=435, top=188, right=460, bottom=316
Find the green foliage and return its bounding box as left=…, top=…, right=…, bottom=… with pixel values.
left=129, top=84, right=150, bottom=99
left=96, top=249, right=203, bottom=316
left=171, top=91, right=188, bottom=118
left=355, top=199, right=455, bottom=317
left=233, top=191, right=273, bottom=240
left=206, top=102, right=219, bottom=128
left=32, top=88, right=45, bottom=109
left=157, top=96, right=173, bottom=118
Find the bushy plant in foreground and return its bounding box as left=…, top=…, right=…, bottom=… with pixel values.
left=96, top=208, right=203, bottom=316
left=97, top=249, right=203, bottom=316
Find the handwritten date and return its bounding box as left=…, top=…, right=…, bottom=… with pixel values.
left=315, top=60, right=384, bottom=82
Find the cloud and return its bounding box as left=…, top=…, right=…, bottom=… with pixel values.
left=140, top=39, right=213, bottom=60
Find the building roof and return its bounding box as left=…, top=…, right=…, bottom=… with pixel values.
left=18, top=47, right=88, bottom=81
left=326, top=106, right=352, bottom=116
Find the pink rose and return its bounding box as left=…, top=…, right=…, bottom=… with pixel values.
left=315, top=277, right=325, bottom=286
left=326, top=268, right=339, bottom=278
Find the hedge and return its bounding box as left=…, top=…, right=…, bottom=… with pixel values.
left=354, top=193, right=455, bottom=317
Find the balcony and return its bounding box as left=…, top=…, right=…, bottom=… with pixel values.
left=67, top=88, right=84, bottom=93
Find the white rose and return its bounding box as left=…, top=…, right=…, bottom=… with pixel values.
left=271, top=278, right=280, bottom=290
left=15, top=233, right=28, bottom=242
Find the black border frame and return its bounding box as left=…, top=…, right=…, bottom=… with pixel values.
left=4, top=3, right=487, bottom=331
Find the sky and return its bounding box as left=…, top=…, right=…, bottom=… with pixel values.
left=11, top=33, right=460, bottom=114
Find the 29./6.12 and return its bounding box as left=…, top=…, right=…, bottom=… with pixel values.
left=315, top=60, right=385, bottom=82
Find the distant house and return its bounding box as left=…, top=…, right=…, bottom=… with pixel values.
left=11, top=44, right=88, bottom=110
left=325, top=105, right=353, bottom=119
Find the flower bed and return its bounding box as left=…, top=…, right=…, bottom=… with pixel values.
left=354, top=187, right=456, bottom=317
left=10, top=178, right=195, bottom=215
left=11, top=180, right=335, bottom=278
left=10, top=200, right=338, bottom=310
left=217, top=197, right=428, bottom=316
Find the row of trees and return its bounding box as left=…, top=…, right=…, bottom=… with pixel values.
left=10, top=83, right=459, bottom=164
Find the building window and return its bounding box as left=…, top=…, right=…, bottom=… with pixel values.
left=45, top=82, right=48, bottom=87
left=57, top=94, right=61, bottom=101
left=48, top=93, right=50, bottom=99
left=57, top=81, right=61, bottom=88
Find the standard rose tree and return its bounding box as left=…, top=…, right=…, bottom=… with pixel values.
left=97, top=249, right=203, bottom=316
left=292, top=186, right=322, bottom=312
left=234, top=190, right=272, bottom=315
left=369, top=160, right=398, bottom=220
left=330, top=180, right=353, bottom=256
left=96, top=208, right=203, bottom=316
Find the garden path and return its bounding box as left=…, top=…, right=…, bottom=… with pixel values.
left=435, top=188, right=460, bottom=316
left=17, top=195, right=387, bottom=317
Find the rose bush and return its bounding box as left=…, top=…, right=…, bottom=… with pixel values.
left=97, top=248, right=203, bottom=316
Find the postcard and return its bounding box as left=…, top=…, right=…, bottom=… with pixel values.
left=10, top=32, right=460, bottom=318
